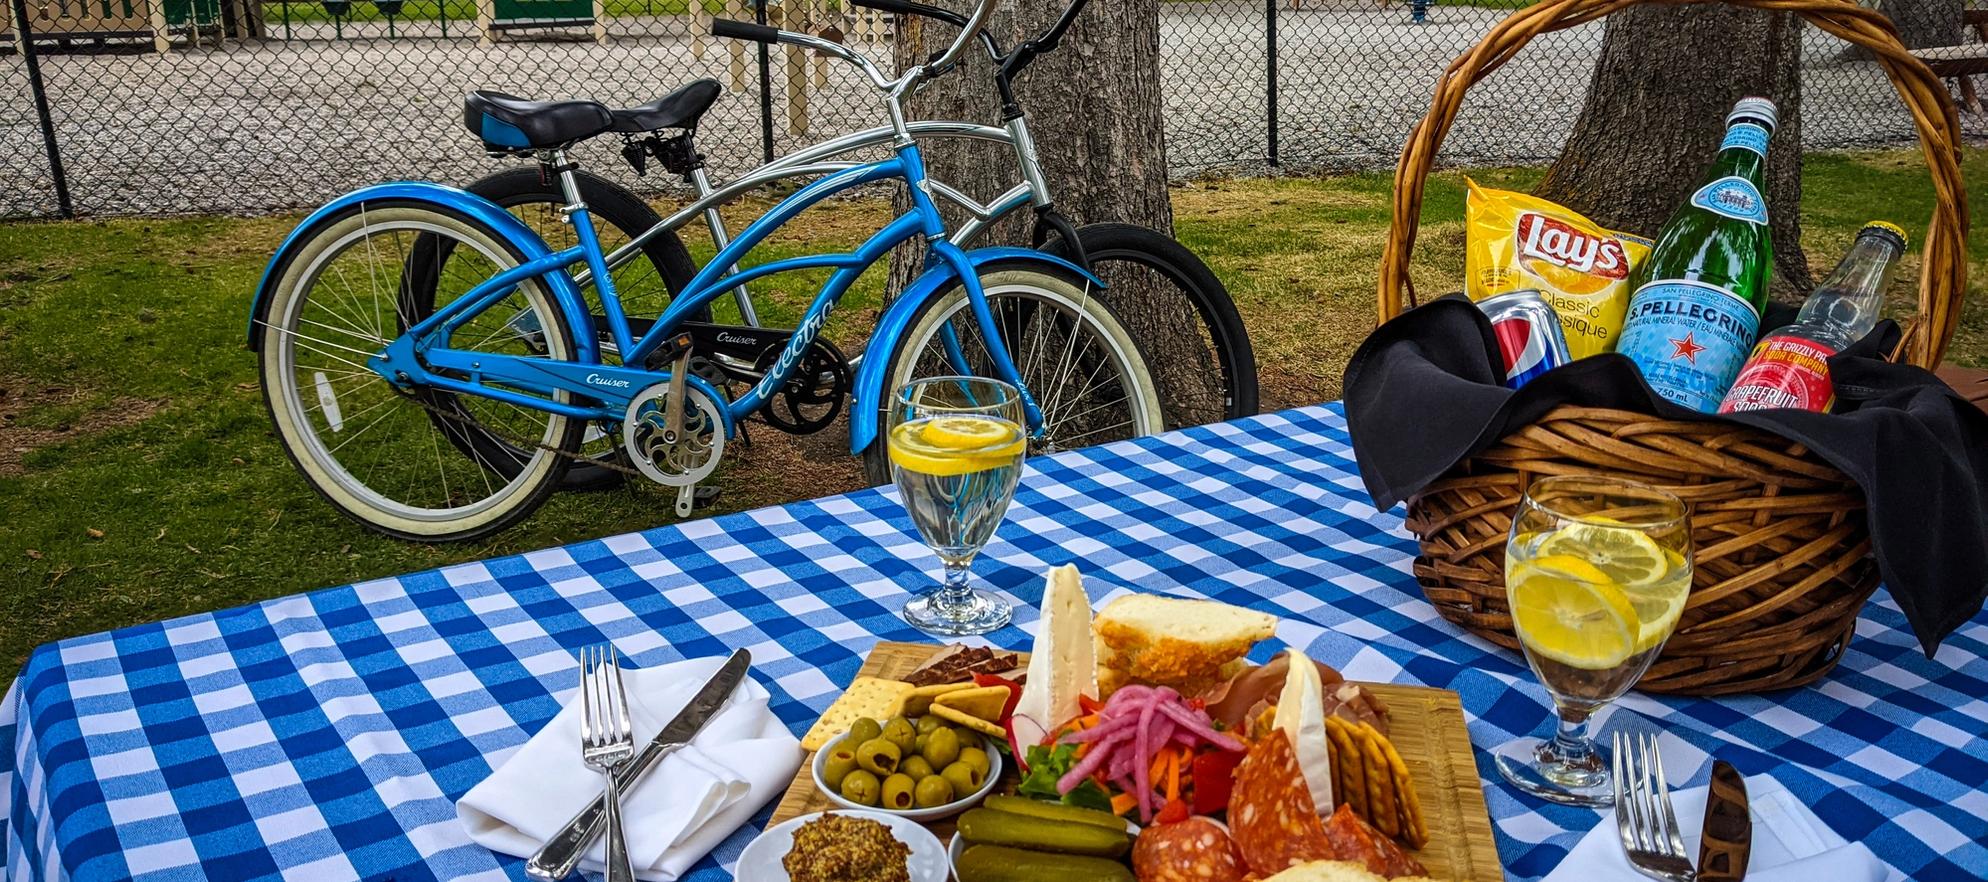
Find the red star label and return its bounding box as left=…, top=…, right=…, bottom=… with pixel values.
left=1668, top=332, right=1707, bottom=364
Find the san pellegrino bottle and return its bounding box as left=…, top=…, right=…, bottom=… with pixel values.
left=1718, top=222, right=1906, bottom=413
left=1615, top=97, right=1778, bottom=412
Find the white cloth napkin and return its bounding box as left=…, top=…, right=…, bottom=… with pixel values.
left=1542, top=773, right=1888, bottom=882
left=458, top=656, right=803, bottom=882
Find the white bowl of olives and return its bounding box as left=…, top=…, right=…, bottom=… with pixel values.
left=812, top=715, right=1002, bottom=822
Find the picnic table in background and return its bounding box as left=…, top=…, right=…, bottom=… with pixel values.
left=3, top=404, right=1985, bottom=881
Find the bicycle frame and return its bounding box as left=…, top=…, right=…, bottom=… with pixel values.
left=364, top=140, right=1043, bottom=435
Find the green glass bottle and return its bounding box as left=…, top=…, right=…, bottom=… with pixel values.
left=1614, top=96, right=1778, bottom=412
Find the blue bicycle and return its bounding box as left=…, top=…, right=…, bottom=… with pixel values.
left=246, top=1, right=1161, bottom=541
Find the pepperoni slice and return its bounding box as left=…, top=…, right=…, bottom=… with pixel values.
left=1131, top=817, right=1247, bottom=882
left=1322, top=803, right=1427, bottom=878
left=1228, top=730, right=1335, bottom=875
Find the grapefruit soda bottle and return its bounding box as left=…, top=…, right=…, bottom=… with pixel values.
left=1615, top=97, right=1778, bottom=412
left=1718, top=222, right=1906, bottom=413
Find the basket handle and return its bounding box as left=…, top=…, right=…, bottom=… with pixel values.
left=1377, top=0, right=1969, bottom=369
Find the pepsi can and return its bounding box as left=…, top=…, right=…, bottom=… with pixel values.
left=1477, top=289, right=1571, bottom=389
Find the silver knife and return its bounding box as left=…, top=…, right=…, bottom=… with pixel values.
left=1697, top=760, right=1752, bottom=882
left=525, top=648, right=753, bottom=881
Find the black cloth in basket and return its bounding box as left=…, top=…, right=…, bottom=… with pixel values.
left=1342, top=295, right=1988, bottom=656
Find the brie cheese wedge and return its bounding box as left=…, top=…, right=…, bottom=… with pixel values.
left=1273, top=647, right=1335, bottom=815
left=1010, top=564, right=1097, bottom=754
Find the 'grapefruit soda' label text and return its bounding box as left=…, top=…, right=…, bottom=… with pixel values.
left=1617, top=280, right=1761, bottom=412
left=1718, top=334, right=1838, bottom=413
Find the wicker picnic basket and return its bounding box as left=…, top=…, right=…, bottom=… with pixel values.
left=1377, top=0, right=1969, bottom=695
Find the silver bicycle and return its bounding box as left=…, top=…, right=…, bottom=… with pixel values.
left=465, top=0, right=1256, bottom=489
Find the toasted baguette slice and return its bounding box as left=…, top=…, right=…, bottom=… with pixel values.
left=1259, top=860, right=1386, bottom=882
left=1093, top=594, right=1277, bottom=690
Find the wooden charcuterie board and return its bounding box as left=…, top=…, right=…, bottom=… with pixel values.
left=770, top=641, right=1502, bottom=881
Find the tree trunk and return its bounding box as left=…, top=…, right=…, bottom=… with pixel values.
left=1885, top=0, right=1961, bottom=48
left=888, top=0, right=1225, bottom=426
left=1535, top=5, right=1813, bottom=302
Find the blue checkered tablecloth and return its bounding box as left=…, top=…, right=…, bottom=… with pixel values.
left=4, top=404, right=1984, bottom=882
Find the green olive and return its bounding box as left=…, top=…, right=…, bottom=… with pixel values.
left=913, top=775, right=955, bottom=808
left=914, top=732, right=930, bottom=756
left=922, top=726, right=962, bottom=769
left=955, top=729, right=984, bottom=752
left=821, top=747, right=859, bottom=791
left=855, top=737, right=901, bottom=776
left=941, top=760, right=984, bottom=796
left=882, top=717, right=918, bottom=755
left=839, top=769, right=881, bottom=806
left=881, top=773, right=917, bottom=810
left=916, top=715, right=945, bottom=735
left=956, top=745, right=990, bottom=777
left=901, top=755, right=936, bottom=780
left=847, top=717, right=884, bottom=747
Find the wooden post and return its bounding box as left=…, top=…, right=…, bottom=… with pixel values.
left=148, top=0, right=168, bottom=51
left=781, top=0, right=806, bottom=134
left=475, top=0, right=492, bottom=43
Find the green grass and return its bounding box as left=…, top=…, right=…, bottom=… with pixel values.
left=1, top=148, right=1984, bottom=672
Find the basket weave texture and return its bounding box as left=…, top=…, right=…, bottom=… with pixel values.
left=1376, top=0, right=1969, bottom=695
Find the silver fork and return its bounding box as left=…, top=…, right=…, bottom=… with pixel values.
left=579, top=645, right=636, bottom=882
left=1614, top=730, right=1695, bottom=882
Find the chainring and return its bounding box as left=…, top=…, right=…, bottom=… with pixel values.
left=620, top=382, right=725, bottom=487
left=752, top=338, right=850, bottom=435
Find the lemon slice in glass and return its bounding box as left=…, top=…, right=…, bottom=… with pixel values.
left=1538, top=522, right=1669, bottom=587
left=1508, top=554, right=1641, bottom=670
left=922, top=416, right=1016, bottom=450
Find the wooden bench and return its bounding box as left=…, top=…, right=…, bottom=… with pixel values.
left=1911, top=9, right=1988, bottom=114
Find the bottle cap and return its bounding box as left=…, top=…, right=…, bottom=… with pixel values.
left=1727, top=96, right=1779, bottom=133
left=1859, top=220, right=1909, bottom=251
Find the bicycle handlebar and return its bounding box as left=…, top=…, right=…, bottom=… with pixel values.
left=710, top=17, right=780, bottom=44
left=849, top=0, right=965, bottom=29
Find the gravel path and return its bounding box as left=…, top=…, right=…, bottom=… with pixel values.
left=0, top=1, right=1972, bottom=216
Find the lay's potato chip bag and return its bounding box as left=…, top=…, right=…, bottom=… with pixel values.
left=1465, top=179, right=1653, bottom=359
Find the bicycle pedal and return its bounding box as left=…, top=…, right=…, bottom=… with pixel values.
left=673, top=484, right=723, bottom=518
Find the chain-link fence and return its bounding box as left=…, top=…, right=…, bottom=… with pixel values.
left=0, top=0, right=1980, bottom=217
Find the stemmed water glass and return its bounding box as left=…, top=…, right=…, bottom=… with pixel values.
left=887, top=376, right=1028, bottom=636
left=1495, top=475, right=1692, bottom=806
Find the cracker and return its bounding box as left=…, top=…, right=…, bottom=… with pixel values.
left=1325, top=716, right=1367, bottom=820
left=1359, top=723, right=1400, bottom=839
left=1384, top=737, right=1428, bottom=849
left=799, top=677, right=913, bottom=750
left=931, top=685, right=1009, bottom=721
left=902, top=682, right=973, bottom=717
left=928, top=702, right=1007, bottom=738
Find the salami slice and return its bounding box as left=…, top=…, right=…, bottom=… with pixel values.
left=1131, top=817, right=1247, bottom=882
left=1228, top=730, right=1335, bottom=875
left=1322, top=803, right=1427, bottom=878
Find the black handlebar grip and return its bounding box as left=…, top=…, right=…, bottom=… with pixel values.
left=711, top=18, right=780, bottom=43
left=850, top=0, right=967, bottom=27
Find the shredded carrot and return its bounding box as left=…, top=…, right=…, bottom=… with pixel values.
left=1166, top=747, right=1183, bottom=802
left=1076, top=741, right=1092, bottom=760
left=1149, top=748, right=1169, bottom=782
left=1111, top=791, right=1139, bottom=817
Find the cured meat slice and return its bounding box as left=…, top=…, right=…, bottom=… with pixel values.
left=1321, top=803, right=1426, bottom=878
left=1130, top=817, right=1247, bottom=882
left=1229, top=730, right=1335, bottom=875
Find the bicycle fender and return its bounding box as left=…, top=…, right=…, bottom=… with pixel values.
left=245, top=181, right=597, bottom=362
left=847, top=246, right=1104, bottom=455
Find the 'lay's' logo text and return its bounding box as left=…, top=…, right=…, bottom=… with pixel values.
left=1516, top=212, right=1629, bottom=280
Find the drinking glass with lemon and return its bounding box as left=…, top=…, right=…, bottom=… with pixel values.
left=888, top=377, right=1028, bottom=636
left=1493, top=475, right=1691, bottom=806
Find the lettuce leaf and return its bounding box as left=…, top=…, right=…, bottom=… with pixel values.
left=1017, top=743, right=1113, bottom=812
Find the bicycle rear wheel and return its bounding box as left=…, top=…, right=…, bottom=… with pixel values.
left=460, top=167, right=701, bottom=490
left=862, top=261, right=1164, bottom=485
left=1047, top=222, right=1259, bottom=427
left=255, top=201, right=582, bottom=541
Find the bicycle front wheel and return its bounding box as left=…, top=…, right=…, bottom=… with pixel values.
left=255, top=201, right=582, bottom=542
left=863, top=261, right=1164, bottom=485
